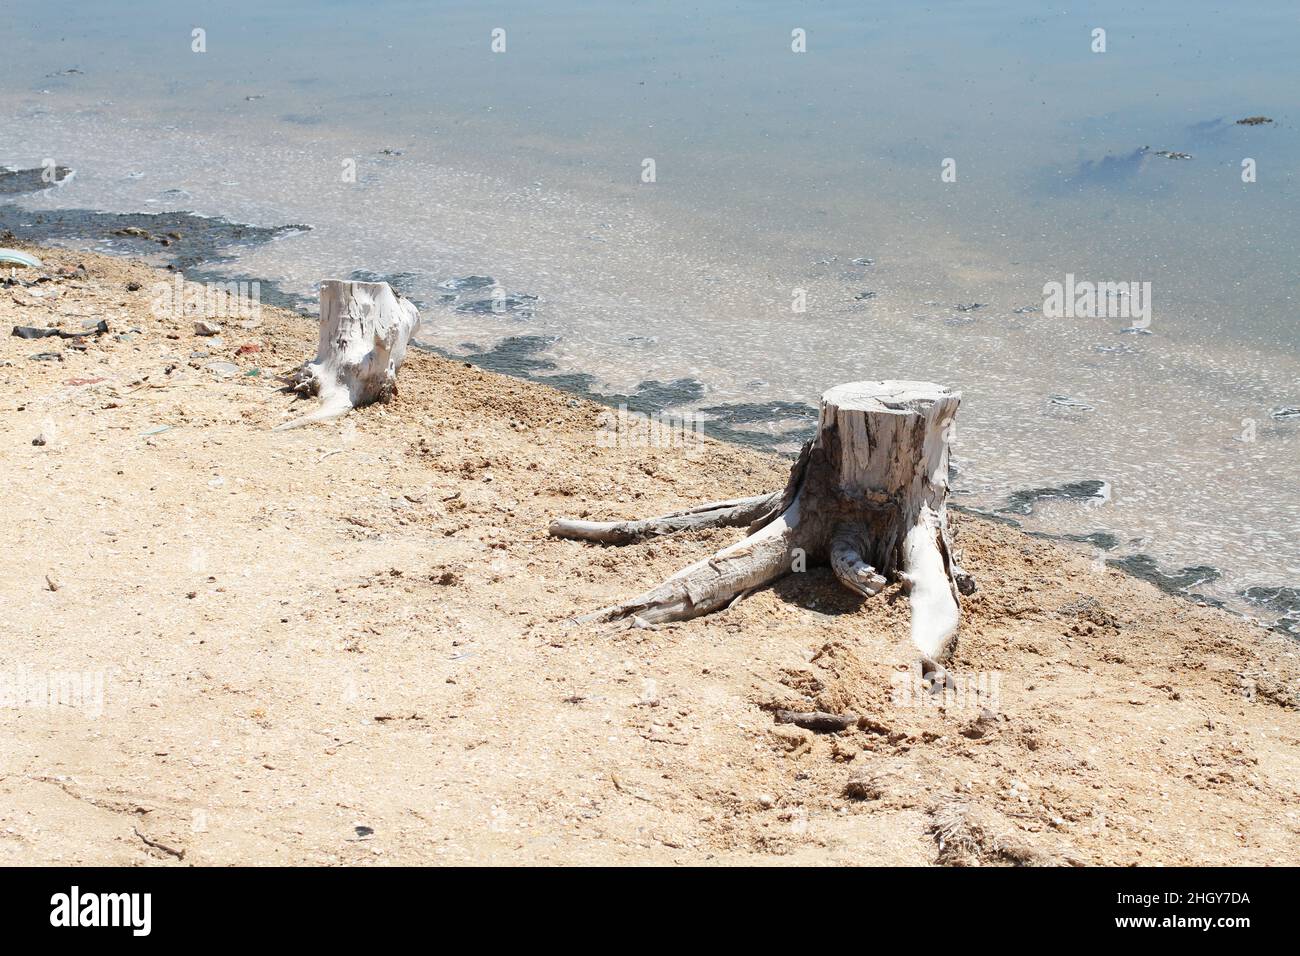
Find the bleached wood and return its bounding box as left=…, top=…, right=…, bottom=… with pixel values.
left=548, top=492, right=780, bottom=544
left=577, top=504, right=806, bottom=625
left=830, top=522, right=888, bottom=598
left=551, top=380, right=970, bottom=662
left=276, top=279, right=420, bottom=430
left=817, top=382, right=964, bottom=661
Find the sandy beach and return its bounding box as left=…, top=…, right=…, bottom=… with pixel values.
left=2, top=243, right=1298, bottom=866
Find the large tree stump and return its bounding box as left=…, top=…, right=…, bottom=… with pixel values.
left=276, top=279, right=420, bottom=430
left=550, top=381, right=974, bottom=663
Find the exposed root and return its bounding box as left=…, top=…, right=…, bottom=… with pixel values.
left=273, top=389, right=355, bottom=431
left=549, top=492, right=780, bottom=544
left=578, top=506, right=803, bottom=625
left=830, top=522, right=888, bottom=598
left=280, top=362, right=320, bottom=396
left=902, top=508, right=961, bottom=662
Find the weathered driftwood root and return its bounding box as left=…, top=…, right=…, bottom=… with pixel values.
left=575, top=509, right=806, bottom=625
left=550, top=380, right=973, bottom=662
left=276, top=279, right=420, bottom=430
left=547, top=492, right=780, bottom=544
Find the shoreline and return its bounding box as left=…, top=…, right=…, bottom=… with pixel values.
left=2, top=242, right=1299, bottom=865
left=3, top=182, right=1296, bottom=637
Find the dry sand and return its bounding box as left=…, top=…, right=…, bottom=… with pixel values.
left=2, top=245, right=1298, bottom=866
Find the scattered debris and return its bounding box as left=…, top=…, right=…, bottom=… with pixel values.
left=1056, top=595, right=1120, bottom=629
left=12, top=320, right=108, bottom=339
left=1236, top=116, right=1273, bottom=126
left=960, top=709, right=1002, bottom=739
left=929, top=799, right=1054, bottom=866
left=111, top=225, right=183, bottom=248
left=1048, top=395, right=1095, bottom=411
left=12, top=326, right=61, bottom=339
left=194, top=320, right=222, bottom=336
left=133, top=826, right=185, bottom=860
left=773, top=709, right=856, bottom=733
left=844, top=767, right=886, bottom=800
left=0, top=248, right=43, bottom=268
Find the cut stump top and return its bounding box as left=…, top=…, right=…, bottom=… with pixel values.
left=821, top=380, right=959, bottom=414
left=319, top=278, right=399, bottom=297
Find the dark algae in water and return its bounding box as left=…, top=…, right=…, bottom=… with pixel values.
left=0, top=204, right=309, bottom=272
left=1241, top=586, right=1300, bottom=637
left=1106, top=554, right=1221, bottom=598
left=1, top=165, right=74, bottom=194
left=998, top=479, right=1109, bottom=516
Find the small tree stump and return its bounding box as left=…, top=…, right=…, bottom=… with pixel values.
left=550, top=381, right=973, bottom=663
left=276, top=279, right=420, bottom=429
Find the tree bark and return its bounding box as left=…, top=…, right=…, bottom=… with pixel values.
left=276, top=279, right=420, bottom=430
left=551, top=380, right=973, bottom=663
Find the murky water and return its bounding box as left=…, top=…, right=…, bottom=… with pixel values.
left=3, top=1, right=1297, bottom=629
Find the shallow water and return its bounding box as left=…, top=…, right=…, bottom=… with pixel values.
left=2, top=1, right=1297, bottom=624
